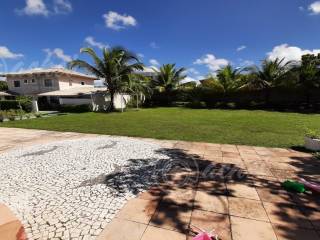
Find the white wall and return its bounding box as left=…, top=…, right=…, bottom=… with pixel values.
left=59, top=98, right=92, bottom=105
left=58, top=75, right=94, bottom=90
left=113, top=94, right=131, bottom=109
left=58, top=93, right=132, bottom=110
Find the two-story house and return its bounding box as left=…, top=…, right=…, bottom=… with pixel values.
left=0, top=68, right=135, bottom=112
left=4, top=68, right=97, bottom=95
left=0, top=68, right=101, bottom=111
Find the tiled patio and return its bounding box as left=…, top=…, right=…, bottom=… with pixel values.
left=0, top=128, right=319, bottom=240
left=98, top=141, right=320, bottom=240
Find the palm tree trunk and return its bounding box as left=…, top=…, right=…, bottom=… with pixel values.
left=108, top=91, right=115, bottom=112
left=121, top=94, right=124, bottom=113
left=265, top=88, right=271, bottom=107
left=136, top=94, right=139, bottom=109
left=305, top=88, right=311, bottom=106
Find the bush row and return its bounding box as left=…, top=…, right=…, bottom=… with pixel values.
left=58, top=104, right=92, bottom=113
left=0, top=99, right=33, bottom=112
left=146, top=87, right=320, bottom=112
left=0, top=109, right=41, bottom=122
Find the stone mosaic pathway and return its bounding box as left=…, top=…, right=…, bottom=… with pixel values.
left=0, top=136, right=170, bottom=240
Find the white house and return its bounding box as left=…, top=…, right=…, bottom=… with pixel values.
left=0, top=68, right=135, bottom=112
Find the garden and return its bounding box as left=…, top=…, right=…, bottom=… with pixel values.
left=0, top=97, right=42, bottom=122
left=1, top=47, right=320, bottom=150
left=0, top=48, right=320, bottom=240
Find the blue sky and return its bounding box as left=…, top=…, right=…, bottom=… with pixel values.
left=0, top=0, right=320, bottom=81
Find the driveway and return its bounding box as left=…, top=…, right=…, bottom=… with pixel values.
left=0, top=128, right=319, bottom=240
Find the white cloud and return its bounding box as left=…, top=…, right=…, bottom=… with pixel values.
left=53, top=0, right=72, bottom=14
left=238, top=59, right=254, bottom=67
left=149, top=59, right=160, bottom=66
left=150, top=42, right=159, bottom=49
left=237, top=45, right=247, bottom=52
left=137, top=53, right=144, bottom=58
left=103, top=11, right=137, bottom=30
left=144, top=66, right=159, bottom=72
left=299, top=6, right=305, bottom=11
left=267, top=44, right=320, bottom=62
left=182, top=75, right=204, bottom=83
left=43, top=48, right=72, bottom=62
left=309, top=1, right=320, bottom=14
left=0, top=46, right=24, bottom=59
left=194, top=54, right=229, bottom=72
left=84, top=36, right=109, bottom=49
left=17, top=0, right=72, bottom=16
left=17, top=0, right=49, bottom=16
left=186, top=68, right=200, bottom=75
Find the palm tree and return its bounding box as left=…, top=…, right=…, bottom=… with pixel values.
left=243, top=58, right=293, bottom=104
left=291, top=54, right=320, bottom=105
left=152, top=64, right=186, bottom=92
left=244, top=58, right=292, bottom=89
left=123, top=74, right=152, bottom=109
left=68, top=47, right=144, bottom=111
left=216, top=65, right=242, bottom=93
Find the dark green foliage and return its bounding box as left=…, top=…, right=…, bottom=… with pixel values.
left=186, top=100, right=207, bottom=109
left=147, top=54, right=320, bottom=111
left=0, top=100, right=20, bottom=110
left=16, top=96, right=33, bottom=112
left=0, top=98, right=32, bottom=112
left=0, top=81, right=8, bottom=91
left=58, top=104, right=92, bottom=113
left=151, top=64, right=186, bottom=92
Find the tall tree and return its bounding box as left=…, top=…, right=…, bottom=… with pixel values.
left=68, top=47, right=144, bottom=111
left=243, top=58, right=292, bottom=103
left=152, top=64, right=186, bottom=92
left=0, top=81, right=8, bottom=91
left=244, top=58, right=292, bottom=89
left=122, top=74, right=152, bottom=109
left=216, top=65, right=242, bottom=93
left=291, top=53, right=320, bottom=104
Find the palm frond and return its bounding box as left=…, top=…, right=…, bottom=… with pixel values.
left=67, top=60, right=103, bottom=77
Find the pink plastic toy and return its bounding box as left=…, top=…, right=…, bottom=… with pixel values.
left=193, top=232, right=212, bottom=240
left=299, top=178, right=320, bottom=193
left=191, top=225, right=219, bottom=240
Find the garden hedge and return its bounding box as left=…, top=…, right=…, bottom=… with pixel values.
left=0, top=100, right=33, bottom=112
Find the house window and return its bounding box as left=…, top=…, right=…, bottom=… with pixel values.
left=44, top=79, right=53, bottom=87
left=31, top=79, right=36, bottom=84
left=24, top=80, right=28, bottom=84
left=14, top=80, right=20, bottom=88
left=81, top=81, right=85, bottom=85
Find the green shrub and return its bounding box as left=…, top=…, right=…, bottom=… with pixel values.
left=0, top=100, right=20, bottom=110
left=186, top=101, right=206, bottom=109
left=59, top=104, right=92, bottom=113
left=16, top=109, right=25, bottom=120
left=6, top=110, right=16, bottom=121
left=305, top=128, right=320, bottom=139
left=0, top=111, right=6, bottom=122
left=17, top=97, right=33, bottom=112
left=34, top=112, right=42, bottom=118
left=226, top=102, right=237, bottom=109
left=0, top=81, right=8, bottom=91
left=0, top=99, right=32, bottom=112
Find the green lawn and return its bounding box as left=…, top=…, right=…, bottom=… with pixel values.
left=1, top=108, right=320, bottom=148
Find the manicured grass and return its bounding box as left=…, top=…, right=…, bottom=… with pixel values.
left=1, top=108, right=320, bottom=148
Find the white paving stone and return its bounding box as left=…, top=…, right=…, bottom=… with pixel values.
left=0, top=136, right=171, bottom=239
